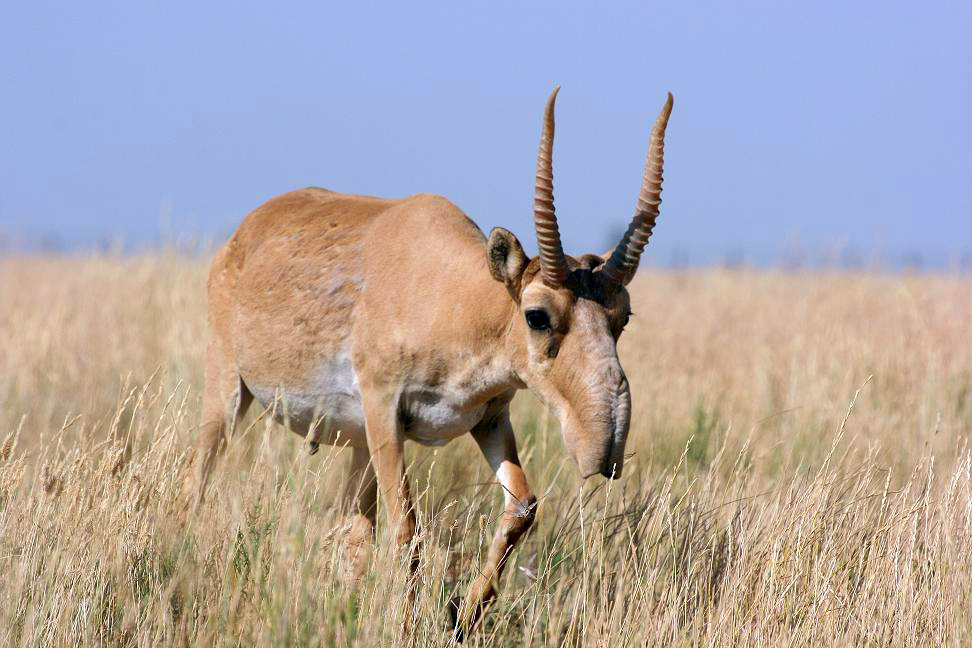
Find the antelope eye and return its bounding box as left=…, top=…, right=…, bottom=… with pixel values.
left=622, top=313, right=631, bottom=328
left=525, top=309, right=551, bottom=331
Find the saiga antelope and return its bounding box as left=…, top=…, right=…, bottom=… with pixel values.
left=192, top=87, right=673, bottom=639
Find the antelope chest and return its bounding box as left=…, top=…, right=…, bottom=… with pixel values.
left=400, top=385, right=488, bottom=446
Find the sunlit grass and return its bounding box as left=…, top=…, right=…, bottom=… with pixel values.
left=1, top=256, right=970, bottom=645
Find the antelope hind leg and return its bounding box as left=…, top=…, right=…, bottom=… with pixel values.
left=341, top=445, right=378, bottom=583
left=183, top=339, right=252, bottom=510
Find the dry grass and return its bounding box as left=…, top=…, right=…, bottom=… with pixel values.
left=1, top=255, right=970, bottom=646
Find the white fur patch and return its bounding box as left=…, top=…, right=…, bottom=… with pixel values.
left=248, top=353, right=366, bottom=445
left=401, top=383, right=487, bottom=446
left=248, top=352, right=510, bottom=449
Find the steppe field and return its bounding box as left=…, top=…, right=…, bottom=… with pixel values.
left=1, top=255, right=970, bottom=647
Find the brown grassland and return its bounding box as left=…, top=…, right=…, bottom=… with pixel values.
left=1, top=255, right=971, bottom=646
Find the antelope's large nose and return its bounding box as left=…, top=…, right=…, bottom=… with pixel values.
left=600, top=462, right=622, bottom=480
left=599, top=435, right=623, bottom=479
left=600, top=373, right=630, bottom=479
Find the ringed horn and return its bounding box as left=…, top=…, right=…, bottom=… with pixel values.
left=600, top=92, right=675, bottom=286
left=532, top=86, right=570, bottom=288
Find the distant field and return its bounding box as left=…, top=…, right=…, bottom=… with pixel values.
left=1, top=256, right=970, bottom=646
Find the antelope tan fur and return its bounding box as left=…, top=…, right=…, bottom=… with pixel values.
left=192, top=88, right=674, bottom=639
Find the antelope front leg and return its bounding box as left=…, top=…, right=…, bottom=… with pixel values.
left=363, top=413, right=416, bottom=550
left=452, top=408, right=537, bottom=641
left=362, top=396, right=419, bottom=640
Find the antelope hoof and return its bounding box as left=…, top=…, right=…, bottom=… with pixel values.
left=446, top=595, right=486, bottom=644
left=445, top=596, right=464, bottom=643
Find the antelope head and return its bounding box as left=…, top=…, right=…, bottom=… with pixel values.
left=487, top=87, right=673, bottom=479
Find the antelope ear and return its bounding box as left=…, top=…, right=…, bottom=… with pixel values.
left=486, top=227, right=528, bottom=298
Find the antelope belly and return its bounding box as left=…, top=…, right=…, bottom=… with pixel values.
left=245, top=355, right=366, bottom=446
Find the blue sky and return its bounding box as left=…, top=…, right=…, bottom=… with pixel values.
left=1, top=1, right=970, bottom=266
